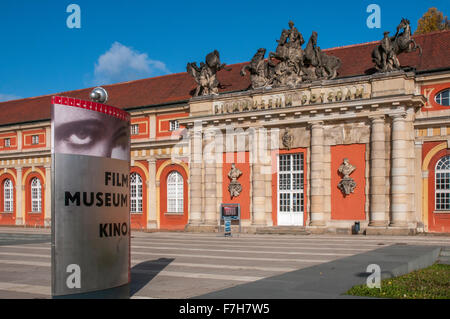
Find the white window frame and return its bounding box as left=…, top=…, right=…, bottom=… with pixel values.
left=169, top=120, right=180, bottom=131
left=130, top=172, right=143, bottom=213
left=435, top=155, right=450, bottom=211
left=31, top=177, right=42, bottom=213
left=3, top=179, right=13, bottom=212
left=31, top=135, right=39, bottom=145
left=166, top=171, right=183, bottom=213
left=131, top=124, right=139, bottom=135
left=4, top=138, right=11, bottom=148
left=435, top=89, right=450, bottom=106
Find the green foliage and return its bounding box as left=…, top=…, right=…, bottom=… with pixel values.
left=415, top=7, right=449, bottom=35
left=346, top=263, right=450, bottom=299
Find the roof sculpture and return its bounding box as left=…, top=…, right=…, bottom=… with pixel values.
left=1, top=24, right=449, bottom=127
left=241, top=21, right=341, bottom=89
left=372, top=18, right=423, bottom=72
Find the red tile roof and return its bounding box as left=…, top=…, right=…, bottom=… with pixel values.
left=0, top=30, right=449, bottom=127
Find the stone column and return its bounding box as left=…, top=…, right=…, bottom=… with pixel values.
left=15, top=167, right=23, bottom=225
left=252, top=129, right=267, bottom=226
left=264, top=134, right=274, bottom=226
left=44, top=165, right=51, bottom=227
left=369, top=115, right=387, bottom=226
left=390, top=113, right=408, bottom=227
left=322, top=145, right=331, bottom=223
left=204, top=131, right=217, bottom=225
left=309, top=121, right=325, bottom=226
left=264, top=155, right=273, bottom=226
left=147, top=159, right=157, bottom=229
left=189, top=130, right=203, bottom=225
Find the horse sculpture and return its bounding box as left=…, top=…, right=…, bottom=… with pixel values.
left=372, top=18, right=422, bottom=72
left=303, top=31, right=341, bottom=80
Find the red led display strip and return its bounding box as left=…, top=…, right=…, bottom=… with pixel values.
left=52, top=96, right=130, bottom=122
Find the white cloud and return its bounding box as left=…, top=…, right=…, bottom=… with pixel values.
left=0, top=94, right=22, bottom=102
left=92, top=42, right=170, bottom=85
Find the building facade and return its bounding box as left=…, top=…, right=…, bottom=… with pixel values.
left=0, top=27, right=449, bottom=234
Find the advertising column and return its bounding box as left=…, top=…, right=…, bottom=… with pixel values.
left=51, top=96, right=131, bottom=298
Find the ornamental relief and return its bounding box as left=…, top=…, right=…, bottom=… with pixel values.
left=337, top=158, right=357, bottom=196
left=279, top=127, right=310, bottom=150
left=228, top=163, right=243, bottom=199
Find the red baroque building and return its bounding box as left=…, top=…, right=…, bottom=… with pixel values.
left=0, top=29, right=449, bottom=234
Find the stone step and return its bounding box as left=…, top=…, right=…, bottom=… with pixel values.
left=256, top=226, right=310, bottom=235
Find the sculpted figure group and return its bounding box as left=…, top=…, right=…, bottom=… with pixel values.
left=186, top=50, right=230, bottom=96
left=186, top=18, right=423, bottom=95
left=241, top=21, right=341, bottom=89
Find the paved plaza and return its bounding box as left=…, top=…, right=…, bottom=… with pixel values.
left=0, top=227, right=449, bottom=299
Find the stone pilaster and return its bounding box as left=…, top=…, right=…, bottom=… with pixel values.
left=390, top=113, right=408, bottom=227
left=369, top=115, right=387, bottom=226
left=414, top=140, right=423, bottom=230
left=44, top=165, right=51, bottom=227
left=147, top=159, right=157, bottom=229
left=189, top=130, right=203, bottom=225
left=17, top=131, right=22, bottom=150
left=405, top=111, right=416, bottom=226
left=149, top=114, right=156, bottom=139
left=45, top=126, right=51, bottom=149
left=309, top=121, right=325, bottom=226
left=15, top=167, right=23, bottom=225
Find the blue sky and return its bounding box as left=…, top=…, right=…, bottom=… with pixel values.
left=0, top=0, right=448, bottom=101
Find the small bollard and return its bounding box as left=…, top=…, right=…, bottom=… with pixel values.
left=354, top=221, right=360, bottom=234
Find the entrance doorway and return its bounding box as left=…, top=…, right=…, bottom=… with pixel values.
left=277, top=153, right=304, bottom=226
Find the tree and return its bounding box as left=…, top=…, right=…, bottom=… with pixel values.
left=414, top=7, right=449, bottom=35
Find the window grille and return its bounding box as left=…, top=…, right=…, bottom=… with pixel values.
left=130, top=172, right=143, bottom=213
left=31, top=177, right=42, bottom=212
left=167, top=171, right=183, bottom=213
left=3, top=179, right=13, bottom=212
left=436, top=155, right=450, bottom=211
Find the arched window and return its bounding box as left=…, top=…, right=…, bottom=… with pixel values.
left=130, top=172, right=143, bottom=213
left=435, top=89, right=450, bottom=106
left=31, top=177, right=42, bottom=212
left=3, top=179, right=13, bottom=212
left=435, top=155, right=450, bottom=211
left=167, top=171, right=183, bottom=213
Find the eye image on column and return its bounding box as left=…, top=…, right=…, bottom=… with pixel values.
left=53, top=103, right=130, bottom=161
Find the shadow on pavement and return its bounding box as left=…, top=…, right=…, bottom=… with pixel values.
left=130, top=258, right=174, bottom=297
